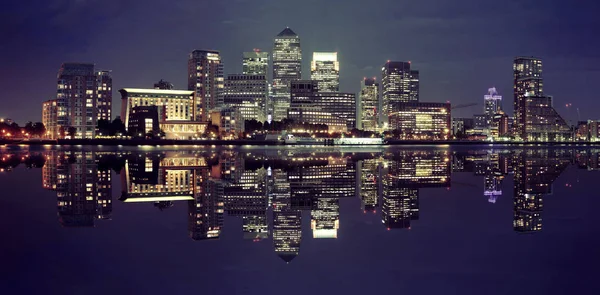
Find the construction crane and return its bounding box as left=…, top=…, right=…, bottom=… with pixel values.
left=451, top=103, right=478, bottom=110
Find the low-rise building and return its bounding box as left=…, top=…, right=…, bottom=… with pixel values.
left=387, top=102, right=451, bottom=140
left=120, top=88, right=206, bottom=139
left=452, top=117, right=474, bottom=137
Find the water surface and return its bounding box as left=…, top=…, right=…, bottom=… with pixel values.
left=1, top=146, right=599, bottom=294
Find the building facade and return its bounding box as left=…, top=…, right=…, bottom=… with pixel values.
left=288, top=80, right=356, bottom=131
left=223, top=74, right=268, bottom=122
left=311, top=52, right=339, bottom=92
left=127, top=106, right=160, bottom=136
left=513, top=57, right=543, bottom=140
left=522, top=95, right=571, bottom=142
left=359, top=78, right=379, bottom=131
left=210, top=107, right=244, bottom=139
left=452, top=117, right=474, bottom=137
left=387, top=102, right=451, bottom=140
left=243, top=51, right=269, bottom=75
left=51, top=63, right=112, bottom=139
left=484, top=87, right=502, bottom=128
left=382, top=61, right=419, bottom=117
left=272, top=27, right=302, bottom=121
left=188, top=50, right=224, bottom=121
left=491, top=110, right=509, bottom=139
left=96, top=70, right=112, bottom=123
left=120, top=88, right=206, bottom=139
left=42, top=99, right=59, bottom=139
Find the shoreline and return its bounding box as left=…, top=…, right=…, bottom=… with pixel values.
left=2, top=139, right=600, bottom=146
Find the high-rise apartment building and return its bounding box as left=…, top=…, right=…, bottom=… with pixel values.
left=513, top=57, right=543, bottom=138
left=311, top=52, right=339, bottom=92
left=382, top=61, right=419, bottom=116
left=243, top=51, right=269, bottom=75
left=49, top=63, right=112, bottom=139
left=272, top=27, right=302, bottom=121
left=188, top=50, right=224, bottom=121
left=359, top=77, right=379, bottom=131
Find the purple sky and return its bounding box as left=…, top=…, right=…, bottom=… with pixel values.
left=1, top=0, right=599, bottom=123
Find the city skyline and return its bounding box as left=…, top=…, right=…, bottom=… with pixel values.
left=2, top=1, right=599, bottom=123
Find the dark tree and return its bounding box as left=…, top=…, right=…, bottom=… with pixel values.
left=32, top=122, right=46, bottom=137
left=111, top=117, right=127, bottom=136
left=203, top=123, right=219, bottom=138
left=67, top=127, right=76, bottom=138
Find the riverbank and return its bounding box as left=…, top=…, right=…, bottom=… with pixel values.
left=2, top=138, right=600, bottom=146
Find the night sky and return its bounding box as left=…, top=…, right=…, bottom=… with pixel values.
left=1, top=0, right=599, bottom=123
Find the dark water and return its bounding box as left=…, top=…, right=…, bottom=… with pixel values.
left=1, top=146, right=599, bottom=294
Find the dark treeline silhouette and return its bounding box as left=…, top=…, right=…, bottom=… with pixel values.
left=0, top=121, right=46, bottom=138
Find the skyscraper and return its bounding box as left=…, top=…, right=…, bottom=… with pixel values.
left=243, top=50, right=269, bottom=75
left=484, top=87, right=502, bottom=128
left=51, top=63, right=112, bottom=139
left=272, top=27, right=302, bottom=121
left=381, top=61, right=419, bottom=116
left=188, top=50, right=224, bottom=121
left=513, top=57, right=570, bottom=141
left=359, top=77, right=379, bottom=131
left=311, top=52, right=339, bottom=92
left=513, top=57, right=543, bottom=139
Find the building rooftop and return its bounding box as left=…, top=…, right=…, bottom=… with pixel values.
left=276, top=27, right=298, bottom=37
left=313, top=52, right=337, bottom=61
left=119, top=88, right=194, bottom=96
left=278, top=254, right=297, bottom=263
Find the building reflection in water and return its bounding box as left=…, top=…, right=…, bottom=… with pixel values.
left=42, top=151, right=112, bottom=227
left=381, top=151, right=451, bottom=229
left=271, top=167, right=301, bottom=262
left=3, top=147, right=596, bottom=261
left=512, top=150, right=571, bottom=233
